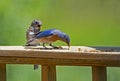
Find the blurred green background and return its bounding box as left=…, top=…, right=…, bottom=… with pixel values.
left=0, top=0, right=120, bottom=81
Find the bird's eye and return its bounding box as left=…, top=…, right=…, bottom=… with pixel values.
left=35, top=22, right=38, bottom=24
left=65, top=38, right=68, bottom=41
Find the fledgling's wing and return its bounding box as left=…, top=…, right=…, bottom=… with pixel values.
left=36, top=29, right=62, bottom=38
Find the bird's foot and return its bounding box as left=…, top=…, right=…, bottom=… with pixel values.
left=44, top=46, right=49, bottom=49
left=25, top=44, right=36, bottom=46
left=25, top=43, right=40, bottom=46
left=50, top=44, right=63, bottom=49
left=43, top=43, right=49, bottom=49
left=52, top=46, right=60, bottom=49
left=53, top=46, right=63, bottom=49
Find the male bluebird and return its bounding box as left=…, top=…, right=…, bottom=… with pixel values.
left=26, top=20, right=42, bottom=45
left=27, top=29, right=70, bottom=70
left=27, top=29, right=70, bottom=48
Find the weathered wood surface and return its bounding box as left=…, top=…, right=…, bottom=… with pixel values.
left=92, top=66, right=107, bottom=81
left=42, top=64, right=56, bottom=81
left=0, top=46, right=120, bottom=81
left=0, top=46, right=120, bottom=66
left=0, top=64, right=6, bottom=81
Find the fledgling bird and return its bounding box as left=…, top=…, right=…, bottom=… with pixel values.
left=26, top=20, right=42, bottom=45
left=27, top=29, right=70, bottom=48
left=26, top=19, right=42, bottom=70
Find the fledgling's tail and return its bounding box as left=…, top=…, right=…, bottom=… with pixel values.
left=34, top=65, right=39, bottom=70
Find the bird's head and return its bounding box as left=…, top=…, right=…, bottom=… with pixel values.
left=31, top=19, right=42, bottom=34
left=31, top=19, right=42, bottom=29
left=59, top=33, right=70, bottom=47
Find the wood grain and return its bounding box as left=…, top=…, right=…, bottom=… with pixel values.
left=0, top=46, right=120, bottom=81
left=0, top=46, right=120, bottom=66
left=92, top=66, right=107, bottom=81
left=42, top=65, right=56, bottom=81
left=0, top=64, right=6, bottom=81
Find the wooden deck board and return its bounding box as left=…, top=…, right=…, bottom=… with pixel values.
left=0, top=46, right=120, bottom=66
left=0, top=46, right=120, bottom=81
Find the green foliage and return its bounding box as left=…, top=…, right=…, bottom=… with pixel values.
left=0, top=0, right=120, bottom=81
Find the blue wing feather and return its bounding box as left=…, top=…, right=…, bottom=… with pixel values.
left=36, top=29, right=61, bottom=38
left=36, top=29, right=70, bottom=43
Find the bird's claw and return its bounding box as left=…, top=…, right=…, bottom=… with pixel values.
left=52, top=46, right=63, bottom=49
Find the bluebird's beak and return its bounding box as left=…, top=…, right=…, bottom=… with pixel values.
left=67, top=42, right=70, bottom=47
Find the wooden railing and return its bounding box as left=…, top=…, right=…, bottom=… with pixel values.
left=0, top=46, right=120, bottom=81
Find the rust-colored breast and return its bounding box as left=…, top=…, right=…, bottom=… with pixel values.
left=39, top=35, right=60, bottom=43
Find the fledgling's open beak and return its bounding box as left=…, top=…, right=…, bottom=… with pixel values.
left=38, top=23, right=42, bottom=27
left=38, top=25, right=41, bottom=27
